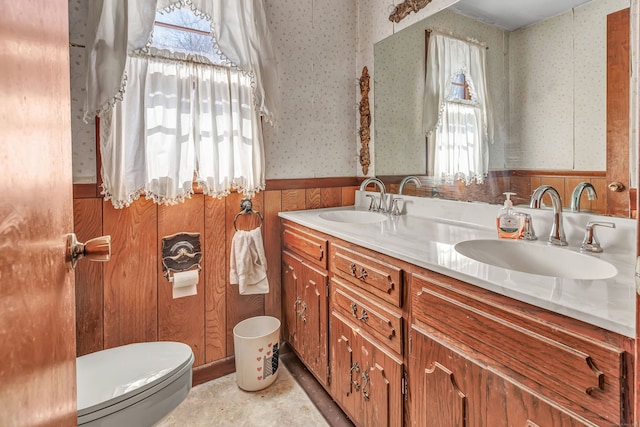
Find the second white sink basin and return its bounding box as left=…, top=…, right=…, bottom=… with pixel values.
left=454, top=239, right=617, bottom=280
left=318, top=210, right=387, bottom=224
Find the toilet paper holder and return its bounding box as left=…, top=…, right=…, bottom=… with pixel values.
left=161, top=232, right=202, bottom=281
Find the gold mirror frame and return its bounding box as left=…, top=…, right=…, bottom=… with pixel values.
left=358, top=66, right=371, bottom=175
left=389, top=0, right=433, bottom=23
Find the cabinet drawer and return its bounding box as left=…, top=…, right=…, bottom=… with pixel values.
left=330, top=243, right=403, bottom=307
left=411, top=273, right=628, bottom=426
left=331, top=277, right=403, bottom=355
left=282, top=223, right=328, bottom=269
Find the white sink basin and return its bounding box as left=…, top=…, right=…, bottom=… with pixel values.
left=318, top=210, right=387, bottom=224
left=454, top=239, right=617, bottom=280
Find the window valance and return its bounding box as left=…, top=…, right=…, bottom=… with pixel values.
left=83, top=0, right=279, bottom=126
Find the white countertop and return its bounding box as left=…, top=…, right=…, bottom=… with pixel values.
left=279, top=192, right=637, bottom=338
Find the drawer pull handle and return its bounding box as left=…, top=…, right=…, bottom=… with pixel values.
left=299, top=302, right=307, bottom=323
left=361, top=371, right=370, bottom=401
left=349, top=263, right=368, bottom=281
left=350, top=302, right=369, bottom=322
left=350, top=362, right=361, bottom=392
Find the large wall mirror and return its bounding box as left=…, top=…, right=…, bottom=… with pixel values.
left=374, top=0, right=634, bottom=217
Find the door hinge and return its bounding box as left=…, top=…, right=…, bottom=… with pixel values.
left=326, top=282, right=330, bottom=298
left=408, top=330, right=412, bottom=355
left=327, top=364, right=332, bottom=385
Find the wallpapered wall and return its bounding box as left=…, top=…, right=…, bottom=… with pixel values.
left=68, top=0, right=358, bottom=183
left=508, top=0, right=629, bottom=170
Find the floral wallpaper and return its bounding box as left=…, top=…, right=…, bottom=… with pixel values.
left=262, top=0, right=358, bottom=179
left=69, top=0, right=96, bottom=184
left=508, top=0, right=629, bottom=170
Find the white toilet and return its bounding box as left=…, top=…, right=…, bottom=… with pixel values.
left=77, top=341, right=194, bottom=427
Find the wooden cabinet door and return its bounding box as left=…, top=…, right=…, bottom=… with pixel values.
left=359, top=330, right=404, bottom=427
left=485, top=373, right=599, bottom=427
left=330, top=311, right=362, bottom=424
left=298, top=262, right=329, bottom=385
left=330, top=310, right=403, bottom=427
left=283, top=250, right=329, bottom=385
left=282, top=251, right=301, bottom=346
left=409, top=326, right=485, bottom=427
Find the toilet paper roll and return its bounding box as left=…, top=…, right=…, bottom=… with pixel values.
left=171, top=270, right=199, bottom=299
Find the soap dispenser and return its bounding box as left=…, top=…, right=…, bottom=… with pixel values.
left=497, top=192, right=520, bottom=239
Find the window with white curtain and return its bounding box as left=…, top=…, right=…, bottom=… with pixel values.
left=99, top=6, right=265, bottom=208
left=423, top=33, right=493, bottom=185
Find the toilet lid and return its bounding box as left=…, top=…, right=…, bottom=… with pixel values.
left=77, top=341, right=194, bottom=417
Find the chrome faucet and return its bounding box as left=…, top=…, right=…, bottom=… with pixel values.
left=529, top=185, right=567, bottom=246
left=570, top=182, right=597, bottom=212
left=398, top=176, right=422, bottom=195
left=360, top=177, right=387, bottom=212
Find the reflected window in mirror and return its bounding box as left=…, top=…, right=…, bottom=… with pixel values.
left=423, top=33, right=493, bottom=186
left=447, top=73, right=471, bottom=101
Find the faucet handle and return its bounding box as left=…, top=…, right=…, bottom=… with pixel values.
left=580, top=221, right=615, bottom=253
left=365, top=194, right=379, bottom=211
left=390, top=197, right=403, bottom=216
left=516, top=213, right=537, bottom=241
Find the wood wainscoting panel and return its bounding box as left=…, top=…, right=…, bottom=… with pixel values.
left=264, top=190, right=283, bottom=320
left=158, top=195, right=206, bottom=366
left=204, top=196, right=227, bottom=363
left=74, top=182, right=361, bottom=379
left=103, top=198, right=158, bottom=348
left=281, top=189, right=307, bottom=211
left=225, top=192, right=265, bottom=356
left=305, top=188, right=322, bottom=209
left=73, top=198, right=104, bottom=356
left=321, top=187, right=342, bottom=208
left=341, top=186, right=359, bottom=206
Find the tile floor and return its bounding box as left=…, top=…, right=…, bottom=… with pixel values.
left=156, top=364, right=330, bottom=427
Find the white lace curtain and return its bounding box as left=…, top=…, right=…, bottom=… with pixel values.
left=83, top=0, right=277, bottom=208
left=100, top=53, right=264, bottom=207
left=423, top=33, right=493, bottom=185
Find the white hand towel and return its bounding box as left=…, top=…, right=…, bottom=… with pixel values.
left=230, top=227, right=269, bottom=295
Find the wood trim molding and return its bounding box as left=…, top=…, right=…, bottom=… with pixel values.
left=509, top=170, right=607, bottom=178
left=73, top=183, right=99, bottom=199
left=389, top=0, right=433, bottom=23
left=358, top=66, right=371, bottom=176
left=192, top=355, right=235, bottom=386
left=262, top=177, right=360, bottom=191
left=73, top=177, right=361, bottom=200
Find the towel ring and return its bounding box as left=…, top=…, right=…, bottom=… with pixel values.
left=233, top=199, right=264, bottom=231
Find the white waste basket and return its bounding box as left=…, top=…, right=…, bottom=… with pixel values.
left=233, top=316, right=281, bottom=391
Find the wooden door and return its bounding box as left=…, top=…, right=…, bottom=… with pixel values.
left=606, top=8, right=630, bottom=216
left=0, top=0, right=77, bottom=426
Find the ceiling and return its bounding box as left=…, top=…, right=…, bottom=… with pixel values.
left=449, top=0, right=594, bottom=31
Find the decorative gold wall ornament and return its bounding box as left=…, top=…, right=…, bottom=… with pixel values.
left=358, top=66, right=371, bottom=176
left=389, top=0, right=433, bottom=23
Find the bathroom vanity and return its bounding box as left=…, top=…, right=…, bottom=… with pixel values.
left=279, top=193, right=635, bottom=427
